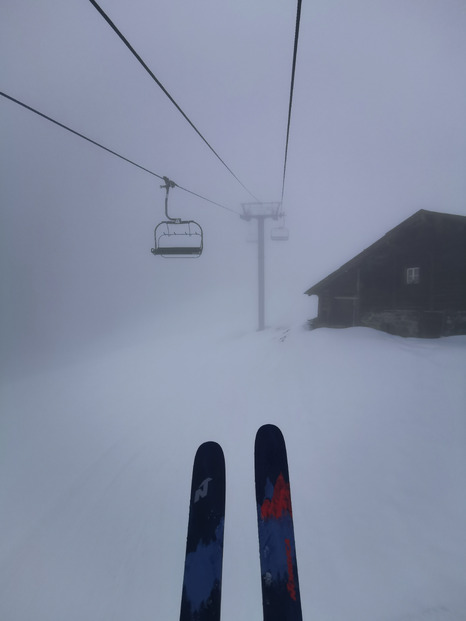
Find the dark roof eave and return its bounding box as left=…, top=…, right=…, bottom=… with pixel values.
left=304, top=209, right=466, bottom=296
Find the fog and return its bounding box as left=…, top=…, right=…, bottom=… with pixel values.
left=2, top=0, right=466, bottom=376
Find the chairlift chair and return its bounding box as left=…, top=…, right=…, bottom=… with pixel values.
left=270, top=225, right=289, bottom=241
left=151, top=177, right=203, bottom=258
left=151, top=220, right=203, bottom=258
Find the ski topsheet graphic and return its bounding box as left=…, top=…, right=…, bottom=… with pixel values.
left=255, top=424, right=303, bottom=621
left=180, top=441, right=226, bottom=621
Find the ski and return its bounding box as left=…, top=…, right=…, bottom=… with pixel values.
left=180, top=441, right=226, bottom=621
left=255, top=424, right=303, bottom=621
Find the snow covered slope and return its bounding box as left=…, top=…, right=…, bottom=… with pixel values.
left=1, top=316, right=465, bottom=621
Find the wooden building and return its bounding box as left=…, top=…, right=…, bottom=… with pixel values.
left=305, top=209, right=466, bottom=338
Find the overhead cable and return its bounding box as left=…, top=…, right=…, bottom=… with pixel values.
left=0, top=92, right=163, bottom=180
left=88, top=0, right=260, bottom=203
left=281, top=0, right=302, bottom=204
left=0, top=91, right=239, bottom=214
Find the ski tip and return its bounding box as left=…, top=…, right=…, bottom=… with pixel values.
left=255, top=424, right=284, bottom=440
left=254, top=425, right=288, bottom=472
left=196, top=440, right=223, bottom=451
left=194, top=441, right=225, bottom=463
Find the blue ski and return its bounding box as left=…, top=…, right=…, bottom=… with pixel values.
left=180, top=441, right=225, bottom=621
left=255, top=424, right=303, bottom=621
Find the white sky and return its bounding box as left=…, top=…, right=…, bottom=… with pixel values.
left=1, top=0, right=466, bottom=373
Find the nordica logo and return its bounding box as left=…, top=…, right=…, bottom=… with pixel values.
left=194, top=477, right=213, bottom=503
left=285, top=538, right=297, bottom=601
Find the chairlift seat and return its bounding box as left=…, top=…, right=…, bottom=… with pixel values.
left=151, top=246, right=202, bottom=257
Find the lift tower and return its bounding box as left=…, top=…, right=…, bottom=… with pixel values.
left=241, top=202, right=282, bottom=331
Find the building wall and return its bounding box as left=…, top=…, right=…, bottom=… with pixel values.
left=311, top=216, right=466, bottom=337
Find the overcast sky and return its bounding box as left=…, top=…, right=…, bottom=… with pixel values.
left=1, top=0, right=466, bottom=374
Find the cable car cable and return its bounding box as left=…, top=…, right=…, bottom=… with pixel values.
left=0, top=91, right=240, bottom=215
left=88, top=0, right=260, bottom=203
left=280, top=0, right=302, bottom=204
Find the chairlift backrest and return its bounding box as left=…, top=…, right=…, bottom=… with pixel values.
left=271, top=226, right=289, bottom=241
left=151, top=219, right=203, bottom=258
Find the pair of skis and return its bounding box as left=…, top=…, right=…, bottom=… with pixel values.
left=179, top=424, right=302, bottom=621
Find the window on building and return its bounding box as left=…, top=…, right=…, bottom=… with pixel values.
left=406, top=266, right=420, bottom=284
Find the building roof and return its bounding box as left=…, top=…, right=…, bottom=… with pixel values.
left=304, top=209, right=466, bottom=296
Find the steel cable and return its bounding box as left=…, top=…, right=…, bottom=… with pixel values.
left=281, top=0, right=302, bottom=204
left=1, top=91, right=239, bottom=214
left=88, top=0, right=260, bottom=202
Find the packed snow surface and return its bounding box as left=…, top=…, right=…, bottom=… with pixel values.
left=1, top=309, right=466, bottom=621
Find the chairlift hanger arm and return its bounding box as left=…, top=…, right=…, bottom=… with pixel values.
left=161, top=176, right=180, bottom=222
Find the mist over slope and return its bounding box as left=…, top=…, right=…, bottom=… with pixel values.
left=1, top=309, right=465, bottom=621
left=2, top=2, right=466, bottom=618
